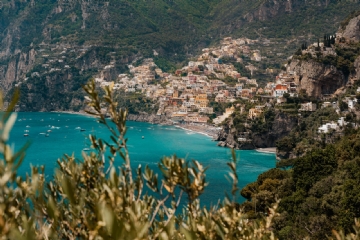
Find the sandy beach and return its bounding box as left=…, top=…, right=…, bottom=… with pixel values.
left=175, top=123, right=220, bottom=139
left=255, top=147, right=277, bottom=154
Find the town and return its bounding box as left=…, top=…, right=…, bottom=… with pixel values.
left=93, top=37, right=359, bottom=136
left=12, top=36, right=358, bottom=138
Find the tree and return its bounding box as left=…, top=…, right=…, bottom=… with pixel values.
left=339, top=100, right=349, bottom=111
left=0, top=82, right=281, bottom=239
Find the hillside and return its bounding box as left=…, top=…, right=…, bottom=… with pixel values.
left=238, top=12, right=360, bottom=240
left=1, top=0, right=359, bottom=111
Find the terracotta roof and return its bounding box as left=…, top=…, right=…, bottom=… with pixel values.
left=275, top=85, right=287, bottom=90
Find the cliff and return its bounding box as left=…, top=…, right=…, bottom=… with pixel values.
left=338, top=13, right=360, bottom=42
left=288, top=59, right=346, bottom=98
left=127, top=113, right=173, bottom=125
left=0, top=0, right=357, bottom=112
left=0, top=49, right=37, bottom=91
left=216, top=111, right=298, bottom=150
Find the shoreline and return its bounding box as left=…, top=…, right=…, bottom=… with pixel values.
left=51, top=110, right=95, bottom=118
left=52, top=111, right=222, bottom=139
left=51, top=111, right=220, bottom=139
left=26, top=112, right=277, bottom=154
left=255, top=147, right=277, bottom=154
left=174, top=123, right=220, bottom=139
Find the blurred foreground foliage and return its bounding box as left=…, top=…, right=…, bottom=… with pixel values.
left=0, top=83, right=358, bottom=239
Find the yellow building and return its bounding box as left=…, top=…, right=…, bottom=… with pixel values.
left=195, top=94, right=209, bottom=108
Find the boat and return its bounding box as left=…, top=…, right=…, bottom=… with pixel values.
left=80, top=129, right=86, bottom=132
left=47, top=130, right=52, bottom=132
left=45, top=134, right=49, bottom=137
left=24, top=134, right=29, bottom=137
left=83, top=148, right=90, bottom=151
left=142, top=136, right=144, bottom=139
left=26, top=125, right=30, bottom=128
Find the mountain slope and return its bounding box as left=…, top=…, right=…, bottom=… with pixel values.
left=1, top=0, right=359, bottom=58
left=0, top=0, right=359, bottom=111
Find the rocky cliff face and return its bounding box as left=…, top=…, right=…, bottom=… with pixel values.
left=338, top=14, right=360, bottom=42
left=216, top=123, right=252, bottom=149
left=252, top=112, right=298, bottom=148
left=352, top=56, right=360, bottom=82
left=127, top=113, right=173, bottom=125
left=0, top=49, right=37, bottom=91
left=0, top=0, right=358, bottom=115
left=288, top=59, right=346, bottom=98
left=243, top=0, right=305, bottom=22
left=216, top=111, right=298, bottom=150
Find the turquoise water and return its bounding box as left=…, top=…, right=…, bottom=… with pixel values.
left=10, top=112, right=275, bottom=206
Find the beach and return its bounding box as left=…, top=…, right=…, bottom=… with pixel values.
left=255, top=147, right=277, bottom=154
left=175, top=123, right=221, bottom=139
left=52, top=110, right=222, bottom=140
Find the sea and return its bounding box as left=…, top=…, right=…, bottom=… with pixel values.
left=10, top=112, right=276, bottom=206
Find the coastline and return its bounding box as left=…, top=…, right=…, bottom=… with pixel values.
left=175, top=123, right=220, bottom=139
left=51, top=111, right=221, bottom=139
left=255, top=147, right=277, bottom=154
left=31, top=112, right=276, bottom=155
left=51, top=110, right=95, bottom=118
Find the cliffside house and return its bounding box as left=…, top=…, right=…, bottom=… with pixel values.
left=248, top=108, right=263, bottom=119
left=273, top=84, right=288, bottom=98
left=299, top=102, right=317, bottom=112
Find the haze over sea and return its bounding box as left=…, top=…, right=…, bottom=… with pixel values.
left=11, top=112, right=275, bottom=205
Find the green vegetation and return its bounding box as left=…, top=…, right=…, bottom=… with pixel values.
left=276, top=107, right=339, bottom=159
left=242, top=132, right=360, bottom=239
left=316, top=43, right=360, bottom=77
left=0, top=83, right=285, bottom=239
left=1, top=83, right=360, bottom=239
left=114, top=90, right=158, bottom=114
left=340, top=9, right=360, bottom=30
left=250, top=109, right=276, bottom=134
left=0, top=82, right=360, bottom=240
left=2, top=0, right=359, bottom=65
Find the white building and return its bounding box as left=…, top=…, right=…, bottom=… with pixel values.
left=318, top=122, right=338, bottom=133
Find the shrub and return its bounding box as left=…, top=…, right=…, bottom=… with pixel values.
left=0, top=83, right=280, bottom=239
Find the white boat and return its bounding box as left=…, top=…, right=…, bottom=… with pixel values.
left=24, top=134, right=29, bottom=137
left=83, top=148, right=90, bottom=151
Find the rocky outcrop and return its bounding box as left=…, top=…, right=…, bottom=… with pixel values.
left=216, top=123, right=254, bottom=149
left=127, top=113, right=173, bottom=125
left=352, top=56, right=360, bottom=82
left=339, top=14, right=360, bottom=42
left=216, top=111, right=298, bottom=150
left=288, top=59, right=346, bottom=98
left=253, top=112, right=298, bottom=148
left=0, top=49, right=37, bottom=91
